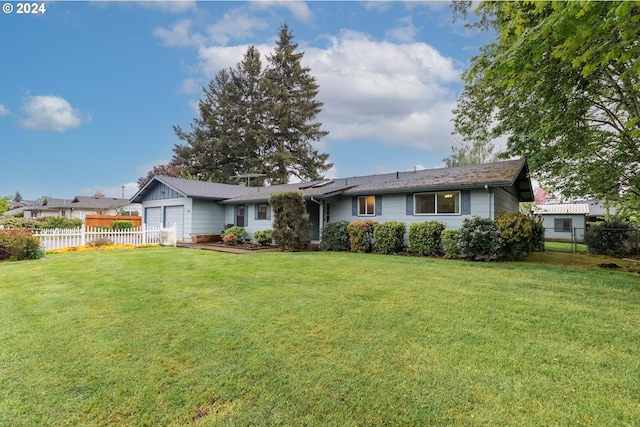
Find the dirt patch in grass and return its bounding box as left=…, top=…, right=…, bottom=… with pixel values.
left=523, top=251, right=640, bottom=273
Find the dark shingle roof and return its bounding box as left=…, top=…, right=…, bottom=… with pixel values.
left=224, top=159, right=533, bottom=203
left=131, top=159, right=534, bottom=204
left=130, top=175, right=254, bottom=203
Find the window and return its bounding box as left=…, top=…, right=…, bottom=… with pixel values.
left=414, top=191, right=460, bottom=215
left=554, top=218, right=572, bottom=232
left=257, top=203, right=268, bottom=220
left=358, top=196, right=375, bottom=216
left=236, top=204, right=245, bottom=226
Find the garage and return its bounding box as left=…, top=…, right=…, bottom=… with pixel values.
left=144, top=207, right=162, bottom=228
left=164, top=205, right=185, bottom=240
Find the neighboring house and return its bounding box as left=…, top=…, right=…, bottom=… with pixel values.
left=532, top=200, right=613, bottom=242
left=131, top=159, right=534, bottom=243
left=27, top=193, right=141, bottom=220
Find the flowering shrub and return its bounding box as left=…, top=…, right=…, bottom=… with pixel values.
left=0, top=229, right=44, bottom=261
left=221, top=226, right=248, bottom=246
left=223, top=234, right=238, bottom=245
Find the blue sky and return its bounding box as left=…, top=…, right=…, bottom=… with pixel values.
left=0, top=1, right=493, bottom=201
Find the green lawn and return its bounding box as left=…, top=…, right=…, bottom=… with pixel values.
left=1, top=248, right=639, bottom=426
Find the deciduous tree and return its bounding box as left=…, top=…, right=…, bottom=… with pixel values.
left=452, top=1, right=640, bottom=209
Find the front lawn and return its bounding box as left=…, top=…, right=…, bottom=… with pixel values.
left=1, top=248, right=639, bottom=425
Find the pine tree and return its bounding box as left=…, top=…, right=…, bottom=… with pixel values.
left=13, top=192, right=23, bottom=203
left=261, top=24, right=331, bottom=184
left=169, top=26, right=331, bottom=186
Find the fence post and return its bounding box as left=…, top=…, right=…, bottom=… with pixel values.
left=142, top=223, right=147, bottom=245
left=81, top=223, right=86, bottom=246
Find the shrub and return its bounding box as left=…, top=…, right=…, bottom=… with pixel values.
left=319, top=221, right=350, bottom=251
left=87, top=237, right=114, bottom=247
left=496, top=213, right=533, bottom=260
left=373, top=221, right=406, bottom=254
left=0, top=229, right=44, bottom=261
left=0, top=217, right=42, bottom=231
left=584, top=220, right=637, bottom=257
left=531, top=217, right=545, bottom=252
left=270, top=192, right=312, bottom=252
left=408, top=221, right=446, bottom=257
left=253, top=229, right=273, bottom=246
left=454, top=217, right=504, bottom=261
left=347, top=220, right=377, bottom=253
left=113, top=220, right=134, bottom=231
left=442, top=229, right=461, bottom=259
left=41, top=216, right=82, bottom=229
left=221, top=226, right=248, bottom=246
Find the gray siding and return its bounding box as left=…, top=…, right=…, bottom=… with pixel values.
left=139, top=197, right=193, bottom=242
left=191, top=199, right=226, bottom=235
left=541, top=214, right=586, bottom=242
left=493, top=187, right=520, bottom=216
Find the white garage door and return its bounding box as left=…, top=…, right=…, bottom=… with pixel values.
left=145, top=207, right=162, bottom=228
left=164, top=206, right=184, bottom=240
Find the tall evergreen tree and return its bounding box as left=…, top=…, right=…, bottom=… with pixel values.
left=169, top=27, right=331, bottom=186
left=262, top=24, right=331, bottom=184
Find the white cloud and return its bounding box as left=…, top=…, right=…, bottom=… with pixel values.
left=386, top=16, right=419, bottom=42
left=251, top=1, right=313, bottom=22
left=153, top=19, right=200, bottom=47
left=304, top=31, right=463, bottom=152
left=20, top=95, right=90, bottom=132
left=0, top=104, right=9, bottom=116
left=205, top=9, right=269, bottom=46
left=135, top=1, right=196, bottom=13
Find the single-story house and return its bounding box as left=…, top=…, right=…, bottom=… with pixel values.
left=532, top=200, right=613, bottom=242
left=27, top=193, right=141, bottom=220
left=130, top=158, right=534, bottom=243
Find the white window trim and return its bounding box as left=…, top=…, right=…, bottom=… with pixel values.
left=414, top=191, right=461, bottom=215
left=358, top=196, right=375, bottom=216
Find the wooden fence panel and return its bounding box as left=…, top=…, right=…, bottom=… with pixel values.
left=84, top=215, right=142, bottom=228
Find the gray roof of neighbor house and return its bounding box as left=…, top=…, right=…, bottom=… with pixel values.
left=130, top=175, right=254, bottom=203
left=532, top=200, right=614, bottom=217
left=70, top=196, right=132, bottom=209
left=222, top=158, right=534, bottom=203
left=30, top=196, right=132, bottom=212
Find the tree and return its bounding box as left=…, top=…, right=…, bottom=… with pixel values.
left=0, top=196, right=11, bottom=214
left=261, top=24, right=331, bottom=184
left=137, top=163, right=187, bottom=188
left=172, top=26, right=332, bottom=186
left=270, top=191, right=311, bottom=252
left=13, top=192, right=23, bottom=203
left=452, top=1, right=640, bottom=209
left=443, top=138, right=496, bottom=167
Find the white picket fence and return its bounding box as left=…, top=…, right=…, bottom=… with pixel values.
left=31, top=224, right=177, bottom=251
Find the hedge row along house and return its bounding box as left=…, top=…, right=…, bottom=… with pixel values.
left=130, top=159, right=534, bottom=243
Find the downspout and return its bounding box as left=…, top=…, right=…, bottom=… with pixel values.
left=484, top=184, right=493, bottom=219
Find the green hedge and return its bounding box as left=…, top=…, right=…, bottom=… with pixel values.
left=584, top=220, right=637, bottom=257
left=319, top=221, right=350, bottom=251
left=112, top=220, right=134, bottom=231
left=408, top=221, right=446, bottom=257
left=373, top=221, right=406, bottom=254
left=253, top=229, right=273, bottom=246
